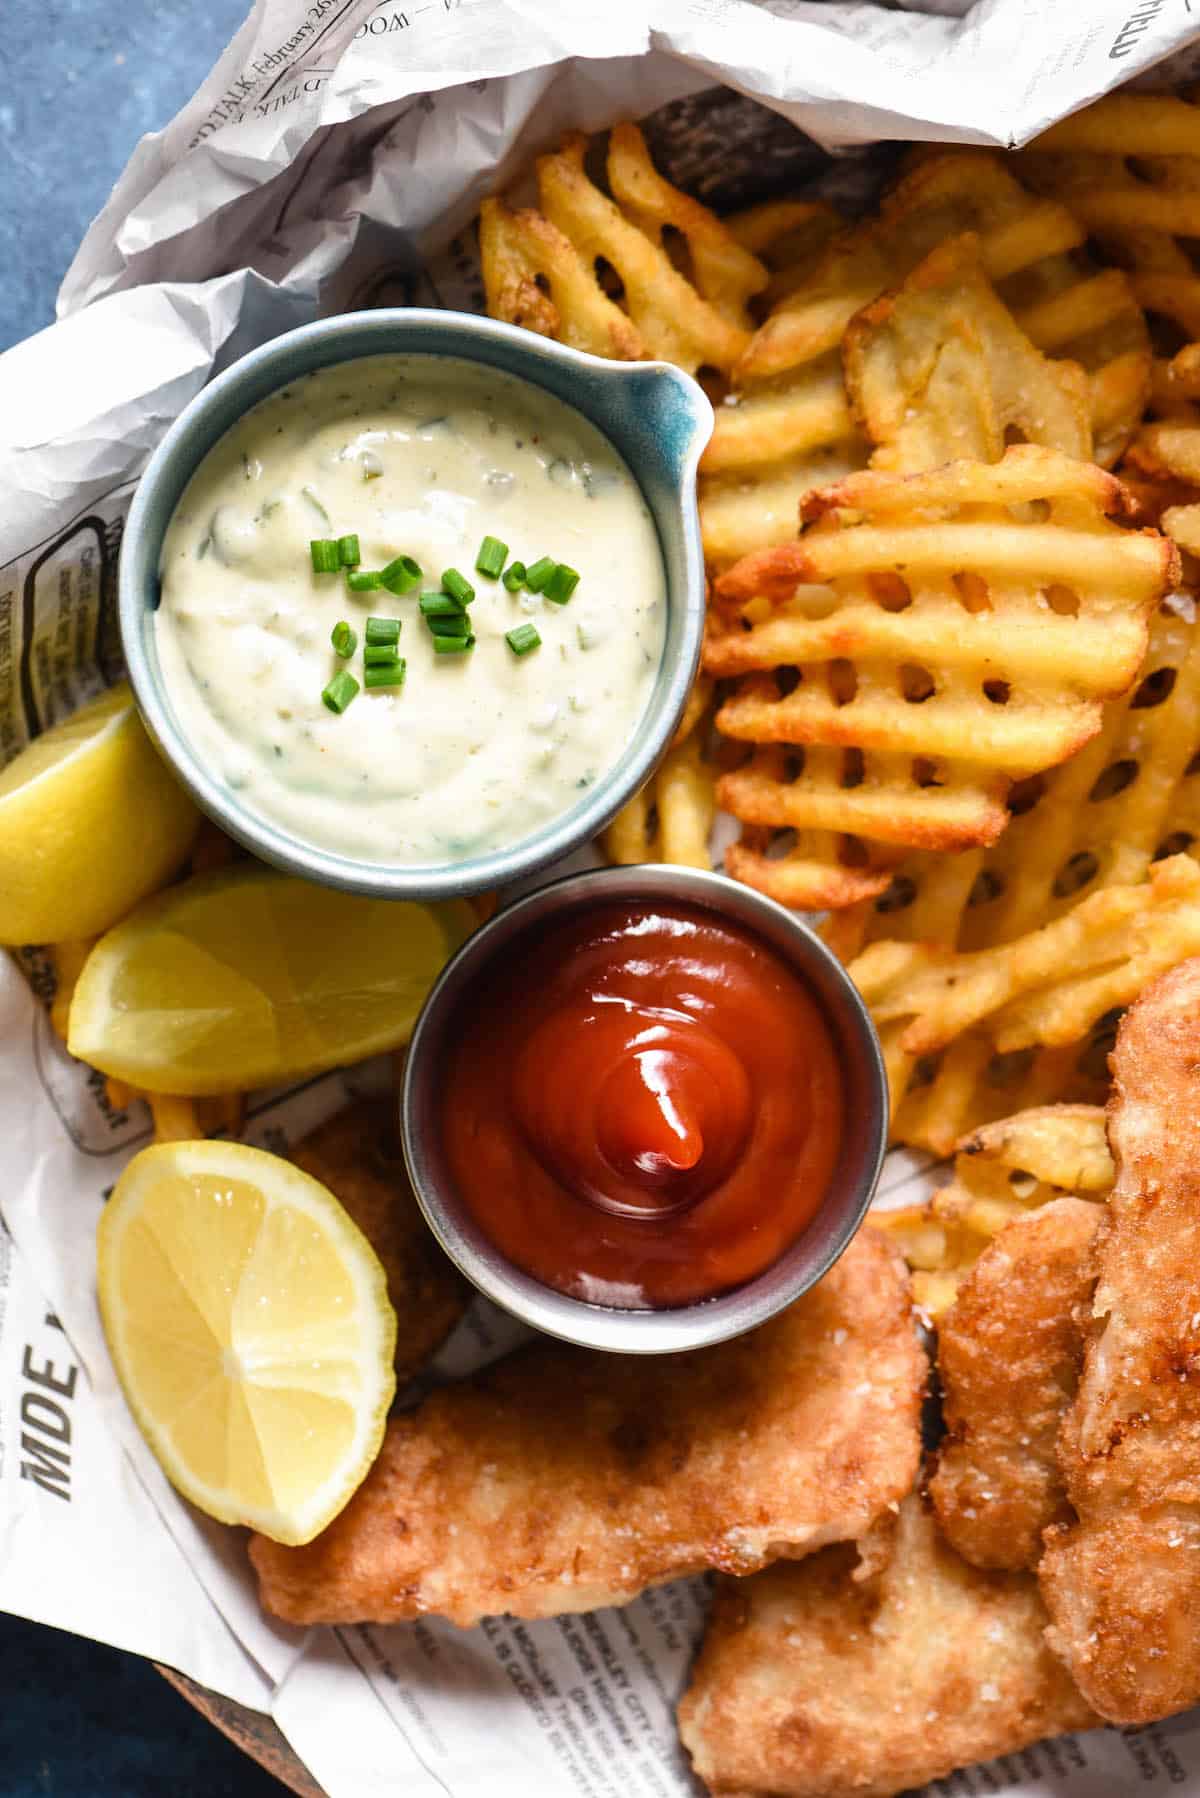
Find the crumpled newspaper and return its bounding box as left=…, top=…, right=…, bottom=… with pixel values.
left=2, top=2, right=1199, bottom=1794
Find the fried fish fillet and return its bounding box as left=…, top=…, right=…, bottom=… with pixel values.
left=288, top=1100, right=469, bottom=1385
left=931, top=1197, right=1102, bottom=1570
left=249, top=1228, right=924, bottom=1627
left=677, top=1496, right=1097, bottom=1798
left=1041, top=957, right=1200, bottom=1724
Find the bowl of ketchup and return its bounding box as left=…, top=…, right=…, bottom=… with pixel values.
left=401, top=865, right=888, bottom=1353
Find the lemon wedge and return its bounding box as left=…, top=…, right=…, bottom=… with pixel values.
left=98, top=1139, right=397, bottom=1543
left=67, top=865, right=472, bottom=1094
left=0, top=682, right=199, bottom=945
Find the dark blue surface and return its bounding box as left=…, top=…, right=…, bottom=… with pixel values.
left=3, top=9, right=289, bottom=1788
left=0, top=0, right=247, bottom=351
left=0, top=1615, right=286, bottom=1795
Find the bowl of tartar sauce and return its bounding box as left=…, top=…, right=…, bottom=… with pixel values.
left=119, top=310, right=713, bottom=897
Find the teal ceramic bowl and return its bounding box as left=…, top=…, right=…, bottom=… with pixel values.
left=119, top=310, right=713, bottom=899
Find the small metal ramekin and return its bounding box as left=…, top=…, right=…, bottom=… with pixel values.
left=118, top=310, right=713, bottom=900
left=401, top=864, right=888, bottom=1354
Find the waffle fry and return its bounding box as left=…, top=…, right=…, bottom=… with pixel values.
left=1022, top=92, right=1200, bottom=343
left=1126, top=343, right=1200, bottom=555
left=602, top=678, right=717, bottom=870
left=482, top=125, right=764, bottom=378
left=743, top=147, right=1148, bottom=468
left=854, top=855, right=1200, bottom=1151
left=832, top=597, right=1200, bottom=1146
left=875, top=1103, right=1111, bottom=1316
left=844, top=235, right=1091, bottom=473
left=478, top=199, right=645, bottom=359
left=707, top=447, right=1173, bottom=909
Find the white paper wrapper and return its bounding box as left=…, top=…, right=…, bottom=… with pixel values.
left=6, top=2, right=1200, bottom=1791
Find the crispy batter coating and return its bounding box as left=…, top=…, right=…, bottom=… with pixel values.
left=1041, top=957, right=1200, bottom=1723
left=288, top=1100, right=469, bottom=1386
left=249, top=1229, right=924, bottom=1627
left=678, top=1496, right=1097, bottom=1798
left=931, top=1197, right=1101, bottom=1570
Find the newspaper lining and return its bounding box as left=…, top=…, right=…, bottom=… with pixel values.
left=4, top=1, right=1200, bottom=1791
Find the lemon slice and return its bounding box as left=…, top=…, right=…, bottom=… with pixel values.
left=0, top=682, right=199, bottom=945
left=68, top=865, right=472, bottom=1094
left=98, top=1140, right=397, bottom=1543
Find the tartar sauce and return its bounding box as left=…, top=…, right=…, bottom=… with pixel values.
left=155, top=354, right=666, bottom=865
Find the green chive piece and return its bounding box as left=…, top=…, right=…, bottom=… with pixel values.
left=337, top=533, right=361, bottom=568
left=346, top=570, right=383, bottom=591
left=364, top=659, right=407, bottom=690
left=544, top=562, right=580, bottom=605
left=502, top=561, right=527, bottom=592
left=380, top=554, right=422, bottom=595
left=505, top=623, right=541, bottom=657
left=365, top=616, right=401, bottom=646
left=441, top=567, right=475, bottom=606
left=310, top=538, right=340, bottom=574
left=365, top=640, right=404, bottom=664
left=427, top=612, right=471, bottom=638
left=475, top=535, right=508, bottom=579
left=330, top=620, right=357, bottom=658
left=524, top=556, right=557, bottom=593
left=321, top=669, right=359, bottom=713
left=433, top=633, right=475, bottom=655
left=419, top=592, right=466, bottom=618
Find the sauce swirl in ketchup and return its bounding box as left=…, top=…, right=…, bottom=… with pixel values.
left=437, top=900, right=844, bottom=1308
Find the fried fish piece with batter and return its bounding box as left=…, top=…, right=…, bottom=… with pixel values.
left=288, top=1100, right=470, bottom=1386
left=1041, top=956, right=1200, bottom=1724
left=931, top=1197, right=1102, bottom=1571
left=678, top=1495, right=1097, bottom=1798
left=249, top=1229, right=924, bottom=1627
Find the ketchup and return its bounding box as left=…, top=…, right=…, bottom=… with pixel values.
left=437, top=900, right=844, bottom=1309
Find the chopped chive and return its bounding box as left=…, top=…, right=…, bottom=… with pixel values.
left=346, top=569, right=383, bottom=591
left=441, top=567, right=475, bottom=606
left=380, top=554, right=422, bottom=595
left=365, top=616, right=401, bottom=645
left=505, top=623, right=541, bottom=657
left=419, top=591, right=466, bottom=618
left=321, top=669, right=359, bottom=713
left=364, top=659, right=407, bottom=689
left=475, top=535, right=508, bottom=579
left=502, top=560, right=527, bottom=592
left=427, top=612, right=471, bottom=638
left=310, top=538, right=340, bottom=574
left=524, top=555, right=557, bottom=593
left=365, top=640, right=404, bottom=664
left=338, top=533, right=361, bottom=568
left=330, top=620, right=357, bottom=658
left=544, top=562, right=580, bottom=605
left=433, top=633, right=475, bottom=655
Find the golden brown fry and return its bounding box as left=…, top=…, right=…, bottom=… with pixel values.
left=859, top=855, right=1200, bottom=1067
left=875, top=1102, right=1111, bottom=1316
left=536, top=131, right=758, bottom=376
left=844, top=234, right=1091, bottom=472
left=706, top=446, right=1173, bottom=908
left=288, top=1100, right=469, bottom=1386
left=744, top=146, right=1147, bottom=465
left=931, top=1197, right=1103, bottom=1570
left=1041, top=957, right=1200, bottom=1724
left=836, top=599, right=1200, bottom=1148
left=248, top=1228, right=925, bottom=1627
left=605, top=122, right=766, bottom=330
left=479, top=197, right=645, bottom=359
left=677, top=1495, right=1096, bottom=1798
left=147, top=1092, right=245, bottom=1142
left=602, top=681, right=716, bottom=870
